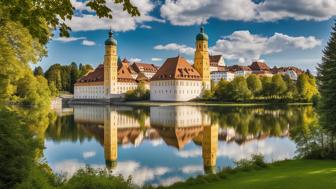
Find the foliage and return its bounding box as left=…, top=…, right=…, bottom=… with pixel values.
left=225, top=77, right=252, bottom=101
left=125, top=82, right=149, bottom=101
left=0, top=21, right=51, bottom=106
left=44, top=62, right=93, bottom=93
left=297, top=74, right=319, bottom=102
left=213, top=73, right=318, bottom=103
left=246, top=74, right=262, bottom=97
left=34, top=66, right=44, bottom=76
left=0, top=0, right=139, bottom=45
left=60, top=167, right=134, bottom=189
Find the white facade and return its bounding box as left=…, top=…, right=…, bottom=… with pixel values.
left=150, top=80, right=203, bottom=101
left=150, top=106, right=211, bottom=128
left=235, top=70, right=252, bottom=77
left=211, top=71, right=235, bottom=83
left=210, top=56, right=225, bottom=72
left=74, top=81, right=138, bottom=99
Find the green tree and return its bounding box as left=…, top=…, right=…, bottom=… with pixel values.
left=226, top=77, right=252, bottom=101
left=317, top=21, right=336, bottom=135
left=33, top=66, right=44, bottom=76
left=214, top=79, right=229, bottom=100
left=297, top=73, right=318, bottom=102
left=70, top=62, right=79, bottom=93
left=246, top=74, right=262, bottom=97
left=271, top=74, right=287, bottom=98
left=260, top=77, right=273, bottom=99
left=45, top=64, right=63, bottom=90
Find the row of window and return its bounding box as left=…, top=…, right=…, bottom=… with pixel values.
left=152, top=81, right=201, bottom=86
left=153, top=89, right=201, bottom=95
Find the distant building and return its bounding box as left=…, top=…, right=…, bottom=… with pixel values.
left=130, top=62, right=158, bottom=79
left=209, top=55, right=225, bottom=72
left=211, top=71, right=235, bottom=83
left=272, top=66, right=304, bottom=80
left=150, top=56, right=203, bottom=101
left=150, top=26, right=211, bottom=102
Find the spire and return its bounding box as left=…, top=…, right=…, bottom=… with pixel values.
left=200, top=25, right=204, bottom=33
left=105, top=27, right=117, bottom=46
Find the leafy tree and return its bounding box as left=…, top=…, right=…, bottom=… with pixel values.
left=317, top=21, right=336, bottom=135
left=33, top=66, right=44, bottom=76
left=297, top=73, right=318, bottom=102
left=214, top=79, right=229, bottom=100
left=70, top=62, right=79, bottom=93
left=226, top=77, right=252, bottom=101
left=125, top=81, right=149, bottom=101
left=271, top=74, right=287, bottom=98
left=45, top=64, right=63, bottom=90
left=0, top=0, right=140, bottom=45
left=282, top=74, right=298, bottom=99
left=246, top=74, right=262, bottom=97
left=260, top=77, right=273, bottom=98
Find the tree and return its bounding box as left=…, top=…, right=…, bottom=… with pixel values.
left=271, top=74, right=287, bottom=98
left=260, top=77, right=273, bottom=98
left=45, top=64, right=62, bottom=90
left=33, top=66, right=44, bottom=76
left=0, top=0, right=140, bottom=45
left=317, top=21, right=336, bottom=135
left=70, top=62, right=79, bottom=93
left=226, top=77, right=252, bottom=101
left=297, top=74, right=318, bottom=102
left=282, top=74, right=298, bottom=99
left=214, top=79, right=229, bottom=100
left=246, top=74, right=262, bottom=97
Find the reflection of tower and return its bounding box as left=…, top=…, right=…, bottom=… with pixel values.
left=104, top=106, right=118, bottom=169
left=104, top=29, right=118, bottom=98
left=194, top=26, right=210, bottom=90
left=202, top=123, right=218, bottom=174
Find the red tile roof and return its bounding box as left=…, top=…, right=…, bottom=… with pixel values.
left=249, top=61, right=270, bottom=71
left=209, top=55, right=222, bottom=66
left=227, top=65, right=251, bottom=72
left=131, top=62, right=158, bottom=73
left=271, top=66, right=304, bottom=75
left=151, top=56, right=201, bottom=81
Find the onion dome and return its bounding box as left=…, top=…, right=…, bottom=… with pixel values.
left=105, top=30, right=117, bottom=46
left=196, top=26, right=208, bottom=41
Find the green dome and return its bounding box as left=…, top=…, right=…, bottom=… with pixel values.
left=105, top=30, right=117, bottom=46
left=196, top=26, right=208, bottom=41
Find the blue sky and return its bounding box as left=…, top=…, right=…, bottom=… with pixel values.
left=38, top=0, right=336, bottom=74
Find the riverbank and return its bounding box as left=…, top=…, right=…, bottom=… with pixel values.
left=111, top=101, right=313, bottom=107
left=164, top=160, right=336, bottom=189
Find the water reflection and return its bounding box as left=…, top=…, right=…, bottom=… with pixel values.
left=45, top=105, right=315, bottom=186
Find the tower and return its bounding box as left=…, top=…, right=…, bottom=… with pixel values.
left=104, top=106, right=118, bottom=169
left=194, top=26, right=211, bottom=90
left=104, top=30, right=118, bottom=98
left=202, top=123, right=218, bottom=174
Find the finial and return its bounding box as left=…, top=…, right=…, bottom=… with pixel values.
left=200, top=25, right=204, bottom=33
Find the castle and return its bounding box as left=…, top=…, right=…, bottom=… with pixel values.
left=74, top=26, right=212, bottom=102
left=74, top=26, right=304, bottom=102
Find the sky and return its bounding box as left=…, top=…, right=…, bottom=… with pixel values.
left=38, top=0, right=336, bottom=74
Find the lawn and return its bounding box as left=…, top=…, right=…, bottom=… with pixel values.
left=168, top=160, right=336, bottom=189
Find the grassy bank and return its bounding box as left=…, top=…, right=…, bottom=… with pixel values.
left=165, top=160, right=336, bottom=189
left=113, top=101, right=313, bottom=107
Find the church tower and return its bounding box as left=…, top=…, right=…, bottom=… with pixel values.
left=202, top=123, right=218, bottom=174
left=104, top=30, right=118, bottom=98
left=194, top=26, right=211, bottom=90
left=104, top=106, right=118, bottom=169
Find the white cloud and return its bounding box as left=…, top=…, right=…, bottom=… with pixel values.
left=129, top=58, right=142, bottom=62
left=53, top=36, right=85, bottom=42
left=140, top=24, right=152, bottom=29
left=82, top=39, right=96, bottom=46
left=160, top=0, right=336, bottom=26
left=82, top=151, right=96, bottom=159
left=67, top=0, right=164, bottom=32
left=176, top=137, right=296, bottom=163
left=159, top=176, right=183, bottom=186
left=211, top=31, right=321, bottom=63
left=154, top=43, right=195, bottom=55
left=151, top=57, right=162, bottom=62
left=180, top=165, right=203, bottom=174
left=154, top=31, right=321, bottom=64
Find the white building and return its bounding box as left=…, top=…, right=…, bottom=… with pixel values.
left=209, top=55, right=225, bottom=72
left=211, top=71, right=235, bottom=83
left=150, top=56, right=203, bottom=101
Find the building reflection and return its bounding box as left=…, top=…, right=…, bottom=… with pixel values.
left=71, top=105, right=294, bottom=174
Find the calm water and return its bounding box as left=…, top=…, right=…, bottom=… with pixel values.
left=44, top=105, right=315, bottom=186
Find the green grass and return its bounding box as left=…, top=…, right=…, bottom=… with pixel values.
left=168, top=160, right=336, bottom=189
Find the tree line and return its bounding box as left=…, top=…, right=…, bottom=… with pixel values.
left=204, top=73, right=319, bottom=103
left=34, top=63, right=93, bottom=96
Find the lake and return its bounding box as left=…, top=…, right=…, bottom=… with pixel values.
left=44, top=105, right=315, bottom=186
